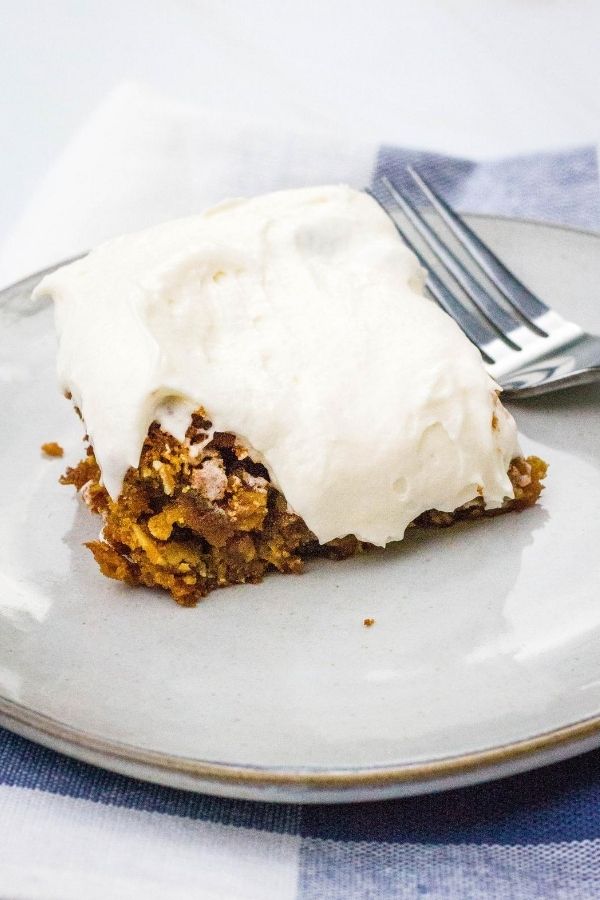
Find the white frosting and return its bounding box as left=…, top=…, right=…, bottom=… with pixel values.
left=34, top=185, right=520, bottom=545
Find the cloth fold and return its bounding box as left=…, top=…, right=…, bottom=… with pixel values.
left=1, top=83, right=600, bottom=899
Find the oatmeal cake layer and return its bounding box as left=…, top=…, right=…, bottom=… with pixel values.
left=61, top=411, right=547, bottom=606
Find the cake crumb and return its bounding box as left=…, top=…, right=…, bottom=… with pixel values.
left=41, top=441, right=64, bottom=458
left=363, top=617, right=375, bottom=627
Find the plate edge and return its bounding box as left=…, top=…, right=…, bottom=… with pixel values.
left=3, top=693, right=600, bottom=802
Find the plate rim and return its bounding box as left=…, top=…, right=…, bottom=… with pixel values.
left=3, top=215, right=600, bottom=802
left=3, top=688, right=600, bottom=800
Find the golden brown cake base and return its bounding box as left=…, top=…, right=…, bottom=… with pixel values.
left=61, top=409, right=547, bottom=606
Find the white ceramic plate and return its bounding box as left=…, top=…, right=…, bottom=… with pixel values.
left=1, top=216, right=600, bottom=804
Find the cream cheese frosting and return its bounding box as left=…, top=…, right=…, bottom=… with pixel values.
left=34, top=185, right=520, bottom=546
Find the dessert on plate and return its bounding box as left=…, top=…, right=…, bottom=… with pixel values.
left=35, top=186, right=546, bottom=605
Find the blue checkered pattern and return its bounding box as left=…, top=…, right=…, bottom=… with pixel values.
left=1, top=144, right=599, bottom=899
left=374, top=145, right=600, bottom=230
left=4, top=728, right=600, bottom=897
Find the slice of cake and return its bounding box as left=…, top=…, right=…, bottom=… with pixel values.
left=35, top=185, right=546, bottom=605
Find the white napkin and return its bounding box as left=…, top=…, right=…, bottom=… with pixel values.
left=0, top=83, right=376, bottom=289
left=1, top=81, right=598, bottom=291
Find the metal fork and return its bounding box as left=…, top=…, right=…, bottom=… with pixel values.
left=367, top=170, right=600, bottom=397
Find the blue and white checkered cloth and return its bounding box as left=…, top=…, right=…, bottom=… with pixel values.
left=1, top=85, right=599, bottom=899
left=4, top=728, right=600, bottom=897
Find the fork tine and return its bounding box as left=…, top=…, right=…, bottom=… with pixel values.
left=365, top=188, right=511, bottom=362
left=381, top=176, right=530, bottom=347
left=407, top=166, right=550, bottom=324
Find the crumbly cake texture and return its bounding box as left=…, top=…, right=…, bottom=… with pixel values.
left=42, top=441, right=64, bottom=457
left=60, top=407, right=547, bottom=606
